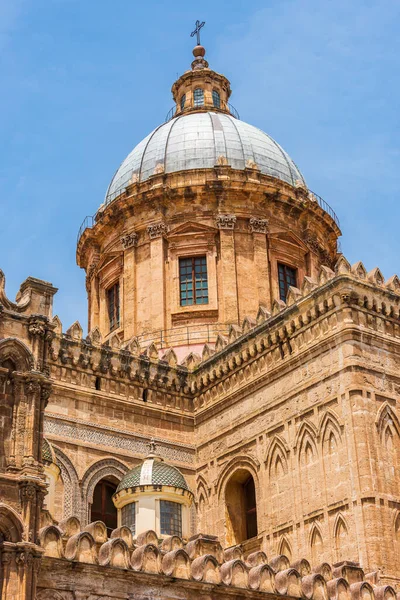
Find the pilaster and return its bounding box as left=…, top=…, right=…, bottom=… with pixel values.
left=216, top=215, right=238, bottom=324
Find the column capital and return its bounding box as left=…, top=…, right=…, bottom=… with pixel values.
left=216, top=214, right=236, bottom=230
left=121, top=232, right=138, bottom=249
left=147, top=222, right=169, bottom=239
left=249, top=217, right=268, bottom=234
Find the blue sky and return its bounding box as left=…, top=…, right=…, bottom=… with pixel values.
left=1, top=0, right=399, bottom=331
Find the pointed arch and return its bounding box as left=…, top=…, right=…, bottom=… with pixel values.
left=266, top=435, right=290, bottom=476
left=278, top=535, right=292, bottom=560
left=376, top=403, right=400, bottom=440
left=216, top=454, right=260, bottom=500
left=81, top=457, right=130, bottom=525
left=319, top=411, right=343, bottom=445
left=0, top=338, right=34, bottom=372
left=196, top=474, right=210, bottom=501
left=0, top=503, right=24, bottom=542
left=52, top=445, right=80, bottom=519
left=294, top=421, right=318, bottom=457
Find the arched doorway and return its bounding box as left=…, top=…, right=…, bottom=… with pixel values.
left=225, top=469, right=258, bottom=545
left=90, top=479, right=118, bottom=535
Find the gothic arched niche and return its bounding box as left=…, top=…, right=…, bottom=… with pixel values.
left=376, top=404, right=400, bottom=496
left=267, top=438, right=291, bottom=525
left=335, top=515, right=350, bottom=562
left=310, top=525, right=324, bottom=564
left=224, top=469, right=258, bottom=546
left=278, top=536, right=292, bottom=560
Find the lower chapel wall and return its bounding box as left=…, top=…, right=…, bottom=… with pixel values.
left=35, top=526, right=395, bottom=600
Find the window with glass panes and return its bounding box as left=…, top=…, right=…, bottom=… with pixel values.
left=180, top=94, right=186, bottom=110
left=278, top=263, right=297, bottom=302
left=212, top=90, right=221, bottom=108
left=121, top=502, right=136, bottom=535
left=107, top=282, right=120, bottom=331
left=160, top=500, right=182, bottom=536
left=179, top=256, right=208, bottom=306
left=193, top=88, right=204, bottom=107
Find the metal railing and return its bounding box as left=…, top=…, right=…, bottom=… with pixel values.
left=227, top=102, right=240, bottom=119
left=77, top=215, right=95, bottom=244
left=165, top=106, right=176, bottom=122
left=164, top=102, right=240, bottom=123
left=308, top=190, right=340, bottom=229
left=137, top=323, right=230, bottom=349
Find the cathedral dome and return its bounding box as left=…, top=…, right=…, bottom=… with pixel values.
left=116, top=454, right=190, bottom=493
left=105, top=111, right=306, bottom=203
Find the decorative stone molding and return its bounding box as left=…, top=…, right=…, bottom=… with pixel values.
left=121, top=232, right=138, bottom=249
left=44, top=415, right=195, bottom=465
left=249, top=217, right=268, bottom=234
left=216, top=214, right=236, bottom=230
left=147, top=222, right=169, bottom=239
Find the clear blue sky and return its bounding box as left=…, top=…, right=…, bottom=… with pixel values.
left=1, top=0, right=399, bottom=331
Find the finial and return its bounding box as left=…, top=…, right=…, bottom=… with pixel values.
left=190, top=20, right=208, bottom=70
left=146, top=437, right=163, bottom=461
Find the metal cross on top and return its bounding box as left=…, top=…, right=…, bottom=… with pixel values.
left=191, top=20, right=205, bottom=46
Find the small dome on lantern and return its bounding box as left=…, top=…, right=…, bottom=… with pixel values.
left=113, top=441, right=193, bottom=540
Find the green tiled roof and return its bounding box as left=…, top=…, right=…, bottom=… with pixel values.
left=116, top=459, right=190, bottom=493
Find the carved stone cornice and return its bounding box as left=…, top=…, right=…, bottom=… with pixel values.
left=249, top=217, right=268, bottom=234
left=147, top=222, right=169, bottom=239
left=121, top=232, right=138, bottom=249
left=216, top=214, right=236, bottom=230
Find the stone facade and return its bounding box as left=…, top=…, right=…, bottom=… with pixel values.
left=1, top=39, right=400, bottom=600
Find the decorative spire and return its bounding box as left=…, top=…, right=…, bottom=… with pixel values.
left=190, top=20, right=209, bottom=70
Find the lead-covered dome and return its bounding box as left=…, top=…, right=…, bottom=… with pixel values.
left=105, top=112, right=305, bottom=203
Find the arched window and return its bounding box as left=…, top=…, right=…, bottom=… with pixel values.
left=91, top=479, right=118, bottom=535
left=193, top=88, right=204, bottom=107
left=212, top=90, right=221, bottom=108
left=225, top=470, right=258, bottom=545
left=180, top=94, right=186, bottom=110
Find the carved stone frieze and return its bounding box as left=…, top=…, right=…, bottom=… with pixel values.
left=121, top=232, right=138, bottom=249
left=249, top=217, right=268, bottom=234
left=44, top=415, right=195, bottom=464
left=216, top=214, right=236, bottom=230
left=147, top=222, right=169, bottom=239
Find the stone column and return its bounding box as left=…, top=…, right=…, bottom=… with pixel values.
left=121, top=232, right=138, bottom=340
left=216, top=215, right=239, bottom=324
left=249, top=217, right=271, bottom=311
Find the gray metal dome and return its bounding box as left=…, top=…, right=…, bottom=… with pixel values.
left=105, top=112, right=306, bottom=203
